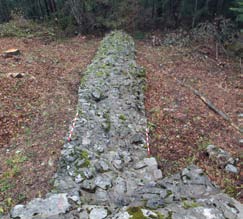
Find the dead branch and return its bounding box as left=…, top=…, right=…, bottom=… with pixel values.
left=171, top=75, right=241, bottom=133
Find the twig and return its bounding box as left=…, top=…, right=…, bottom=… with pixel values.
left=240, top=57, right=242, bottom=74
left=216, top=42, right=218, bottom=60
left=171, top=75, right=241, bottom=133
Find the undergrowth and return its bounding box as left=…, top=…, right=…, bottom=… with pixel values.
left=0, top=15, right=56, bottom=39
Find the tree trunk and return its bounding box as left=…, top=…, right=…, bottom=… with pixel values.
left=44, top=0, right=50, bottom=16
left=192, top=0, right=198, bottom=28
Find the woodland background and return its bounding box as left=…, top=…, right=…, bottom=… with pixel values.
left=0, top=0, right=242, bottom=34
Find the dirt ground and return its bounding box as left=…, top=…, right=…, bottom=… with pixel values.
left=136, top=38, right=242, bottom=202
left=0, top=36, right=99, bottom=212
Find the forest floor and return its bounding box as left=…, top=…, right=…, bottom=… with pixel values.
left=136, top=35, right=242, bottom=203
left=0, top=31, right=242, bottom=213
left=0, top=36, right=99, bottom=212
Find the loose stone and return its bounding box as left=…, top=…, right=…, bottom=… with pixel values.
left=146, top=197, right=164, bottom=209
left=89, top=207, right=108, bottom=219
left=112, top=159, right=123, bottom=170
left=225, top=164, right=239, bottom=174
left=95, top=176, right=112, bottom=190
left=134, top=161, right=147, bottom=170
left=80, top=180, right=96, bottom=192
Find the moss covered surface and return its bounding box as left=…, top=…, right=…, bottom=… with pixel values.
left=127, top=207, right=147, bottom=219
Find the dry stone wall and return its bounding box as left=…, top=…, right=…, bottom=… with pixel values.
left=6, top=31, right=243, bottom=219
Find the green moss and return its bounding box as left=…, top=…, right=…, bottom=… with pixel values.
left=119, top=114, right=126, bottom=121
left=96, top=71, right=105, bottom=77
left=127, top=207, right=147, bottom=219
left=134, top=67, right=146, bottom=78
left=77, top=107, right=83, bottom=116
left=156, top=212, right=166, bottom=219
left=165, top=190, right=173, bottom=198
left=182, top=201, right=200, bottom=209
left=166, top=211, right=173, bottom=219
left=80, top=75, right=87, bottom=86
left=79, top=150, right=90, bottom=167
left=142, top=84, right=147, bottom=92
left=103, top=112, right=111, bottom=132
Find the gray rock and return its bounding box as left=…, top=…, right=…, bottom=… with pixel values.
left=89, top=207, right=108, bottom=219
left=134, top=161, right=147, bottom=170
left=11, top=194, right=70, bottom=219
left=94, top=144, right=105, bottom=153
left=80, top=180, right=96, bottom=192
left=95, top=160, right=110, bottom=172
left=84, top=168, right=94, bottom=179
left=153, top=169, right=163, bottom=181
left=144, top=157, right=158, bottom=168
left=95, top=176, right=112, bottom=190
left=113, top=177, right=127, bottom=194
left=79, top=209, right=89, bottom=219
left=69, top=195, right=79, bottom=203
left=146, top=197, right=164, bottom=209
left=74, top=159, right=86, bottom=168
left=95, top=188, right=109, bottom=203
left=225, top=164, right=239, bottom=174
left=122, top=151, right=133, bottom=164
left=206, top=144, right=234, bottom=166
left=75, top=174, right=84, bottom=184
left=112, top=159, right=123, bottom=170
left=131, top=133, right=144, bottom=144
left=91, top=90, right=102, bottom=101
left=54, top=176, right=79, bottom=194
left=113, top=211, right=131, bottom=219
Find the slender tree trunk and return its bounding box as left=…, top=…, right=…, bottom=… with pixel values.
left=216, top=0, right=224, bottom=15
left=0, top=0, right=9, bottom=22
left=37, top=0, right=44, bottom=18
left=192, top=0, right=198, bottom=28
left=44, top=0, right=50, bottom=16
left=50, top=0, right=57, bottom=13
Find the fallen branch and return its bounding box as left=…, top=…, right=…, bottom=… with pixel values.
left=172, top=76, right=241, bottom=133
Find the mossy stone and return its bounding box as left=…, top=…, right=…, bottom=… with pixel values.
left=127, top=207, right=147, bottom=219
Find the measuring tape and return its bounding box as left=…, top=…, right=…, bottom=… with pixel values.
left=68, top=111, right=79, bottom=142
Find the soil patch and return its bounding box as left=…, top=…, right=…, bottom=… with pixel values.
left=0, top=36, right=99, bottom=212
left=136, top=38, right=242, bottom=202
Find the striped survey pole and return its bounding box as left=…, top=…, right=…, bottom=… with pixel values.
left=68, top=111, right=79, bottom=142
left=146, top=128, right=151, bottom=157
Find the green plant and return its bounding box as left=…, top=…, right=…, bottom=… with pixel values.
left=223, top=178, right=238, bottom=198
left=154, top=212, right=166, bottom=219
left=148, top=121, right=157, bottom=131
left=78, top=150, right=90, bottom=168
left=231, top=1, right=243, bottom=29
left=197, top=137, right=211, bottom=151
left=0, top=179, right=14, bottom=193
left=17, top=193, right=27, bottom=203
left=133, top=31, right=146, bottom=40
left=103, top=111, right=111, bottom=132
left=0, top=15, right=56, bottom=39
left=6, top=154, right=28, bottom=167
left=182, top=200, right=200, bottom=209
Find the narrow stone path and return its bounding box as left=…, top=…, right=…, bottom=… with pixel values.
left=7, top=31, right=243, bottom=219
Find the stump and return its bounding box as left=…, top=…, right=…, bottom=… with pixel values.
left=2, top=48, right=21, bottom=58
